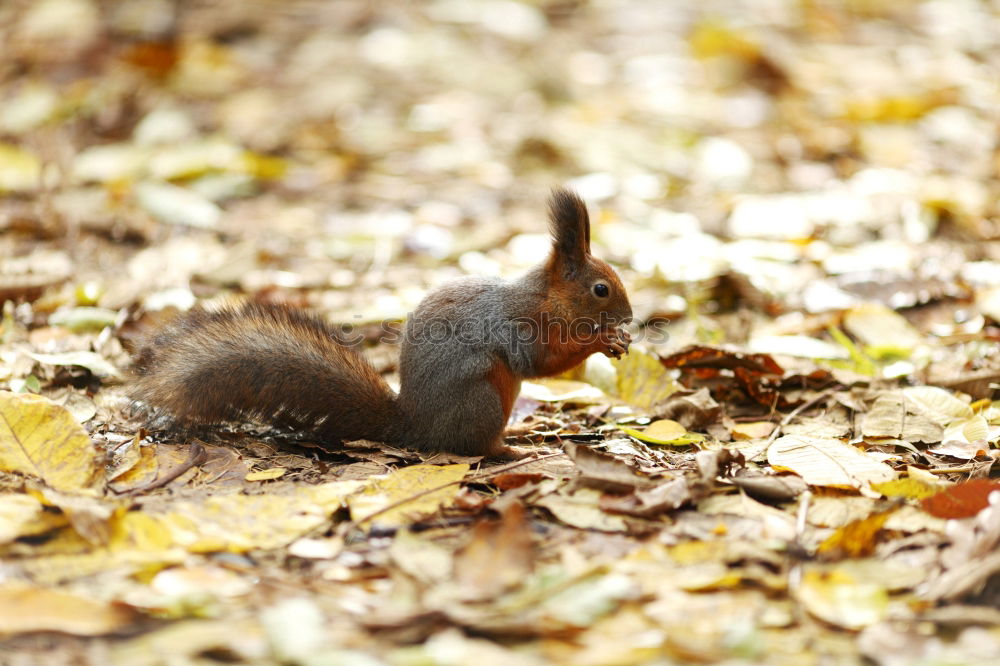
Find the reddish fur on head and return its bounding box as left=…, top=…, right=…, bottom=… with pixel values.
left=544, top=187, right=631, bottom=329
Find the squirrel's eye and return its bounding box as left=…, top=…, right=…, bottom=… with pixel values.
left=593, top=283, right=609, bottom=298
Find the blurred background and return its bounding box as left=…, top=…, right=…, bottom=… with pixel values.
left=2, top=0, right=1000, bottom=353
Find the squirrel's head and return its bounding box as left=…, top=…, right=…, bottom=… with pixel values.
left=546, top=188, right=632, bottom=327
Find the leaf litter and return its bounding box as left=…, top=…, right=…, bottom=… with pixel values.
left=3, top=0, right=1000, bottom=664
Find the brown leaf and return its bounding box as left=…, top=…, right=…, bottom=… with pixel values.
left=730, top=473, right=807, bottom=502
left=653, top=388, right=722, bottom=430
left=453, top=503, right=535, bottom=600
left=660, top=345, right=784, bottom=376
left=921, top=480, right=1000, bottom=519
left=492, top=472, right=547, bottom=491
left=600, top=477, right=692, bottom=518
left=564, top=442, right=656, bottom=492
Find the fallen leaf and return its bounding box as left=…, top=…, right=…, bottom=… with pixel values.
left=108, top=441, right=159, bottom=492
left=454, top=502, right=535, bottom=599
left=0, top=584, right=134, bottom=635
left=348, top=463, right=469, bottom=529
left=927, top=439, right=990, bottom=460
left=600, top=477, right=692, bottom=517
left=245, top=468, right=286, bottom=482
left=615, top=347, right=679, bottom=409
left=731, top=421, right=776, bottom=440
left=653, top=387, right=722, bottom=429
left=921, top=479, right=1000, bottom=519
left=0, top=493, right=67, bottom=543
left=520, top=379, right=605, bottom=403
left=941, top=415, right=990, bottom=444
left=621, top=419, right=705, bottom=446
left=797, top=568, right=888, bottom=630
left=660, top=345, right=784, bottom=375
left=767, top=435, right=896, bottom=491
left=871, top=478, right=942, bottom=500
left=902, top=386, right=974, bottom=425
left=843, top=303, right=923, bottom=356
left=565, top=443, right=656, bottom=491
left=28, top=350, right=122, bottom=379
left=0, top=390, right=102, bottom=494
left=729, top=473, right=807, bottom=502
left=817, top=510, right=895, bottom=558
left=134, top=180, right=221, bottom=229
left=698, top=493, right=797, bottom=541
left=862, top=393, right=943, bottom=443
left=536, top=487, right=628, bottom=532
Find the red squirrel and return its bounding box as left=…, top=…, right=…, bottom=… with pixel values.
left=129, top=188, right=632, bottom=458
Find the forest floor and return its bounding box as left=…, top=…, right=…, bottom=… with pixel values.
left=3, top=1, right=1000, bottom=664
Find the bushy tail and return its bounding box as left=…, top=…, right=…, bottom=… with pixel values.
left=129, top=302, right=400, bottom=444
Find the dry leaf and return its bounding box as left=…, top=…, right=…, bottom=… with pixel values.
left=454, top=502, right=535, bottom=599
left=768, top=435, right=896, bottom=491
left=536, top=487, right=628, bottom=532
left=817, top=510, right=894, bottom=558
left=0, top=390, right=102, bottom=494
left=731, top=421, right=776, bottom=440
left=246, top=468, right=286, bottom=482
left=348, top=463, right=469, bottom=529
left=621, top=419, right=704, bottom=446
left=615, top=347, right=679, bottom=409
left=921, top=480, right=1000, bottom=519
left=871, top=478, right=944, bottom=500
left=565, top=442, right=656, bottom=491
left=0, top=493, right=67, bottom=543
left=520, top=379, right=605, bottom=403
left=797, top=569, right=888, bottom=630
left=0, top=584, right=134, bottom=635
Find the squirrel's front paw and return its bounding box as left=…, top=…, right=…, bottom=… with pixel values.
left=600, top=327, right=631, bottom=359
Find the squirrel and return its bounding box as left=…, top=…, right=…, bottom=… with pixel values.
left=129, top=188, right=632, bottom=458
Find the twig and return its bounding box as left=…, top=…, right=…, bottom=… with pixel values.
left=353, top=451, right=565, bottom=526
left=118, top=441, right=207, bottom=496
left=763, top=387, right=840, bottom=452
left=788, top=488, right=812, bottom=624
left=927, top=464, right=979, bottom=475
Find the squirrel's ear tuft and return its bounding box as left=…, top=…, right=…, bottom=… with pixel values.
left=548, top=187, right=591, bottom=264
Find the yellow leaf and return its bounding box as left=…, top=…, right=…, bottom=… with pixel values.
left=615, top=347, right=679, bottom=410
left=0, top=142, right=42, bottom=192
left=160, top=493, right=335, bottom=552
left=817, top=510, right=894, bottom=558
left=245, top=468, right=285, bottom=482
left=0, top=493, right=67, bottom=543
left=871, top=478, right=943, bottom=500
left=689, top=20, right=759, bottom=61
left=110, top=510, right=178, bottom=553
left=621, top=419, right=705, bottom=446
left=104, top=482, right=363, bottom=556
left=0, top=584, right=134, bottom=635
left=348, top=464, right=469, bottom=529
left=797, top=568, right=888, bottom=630
left=109, top=442, right=159, bottom=492
left=0, top=391, right=102, bottom=494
